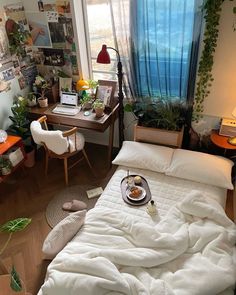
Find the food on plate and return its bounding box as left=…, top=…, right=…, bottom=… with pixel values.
left=134, top=175, right=142, bottom=184
left=129, top=186, right=142, bottom=198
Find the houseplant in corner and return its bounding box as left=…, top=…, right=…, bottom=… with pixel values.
left=125, top=98, right=187, bottom=147
left=0, top=218, right=31, bottom=294
left=8, top=96, right=35, bottom=168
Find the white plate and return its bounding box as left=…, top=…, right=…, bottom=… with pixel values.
left=126, top=186, right=146, bottom=201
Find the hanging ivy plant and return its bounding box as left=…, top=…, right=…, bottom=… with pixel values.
left=193, top=0, right=224, bottom=122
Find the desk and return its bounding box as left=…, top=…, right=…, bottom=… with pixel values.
left=28, top=103, right=119, bottom=165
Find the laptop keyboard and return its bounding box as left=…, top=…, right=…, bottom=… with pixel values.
left=52, top=106, right=81, bottom=116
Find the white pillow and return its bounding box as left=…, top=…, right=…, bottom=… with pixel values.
left=112, top=141, right=174, bottom=173
left=42, top=210, right=86, bottom=259
left=166, top=149, right=234, bottom=189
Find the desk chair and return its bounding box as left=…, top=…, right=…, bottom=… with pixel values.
left=30, top=115, right=93, bottom=185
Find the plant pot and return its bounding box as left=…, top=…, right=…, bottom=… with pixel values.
left=95, top=107, right=104, bottom=118
left=1, top=166, right=11, bottom=175
left=134, top=124, right=184, bottom=148
left=83, top=101, right=93, bottom=110
left=27, top=98, right=37, bottom=107
left=24, top=146, right=35, bottom=168
left=38, top=97, right=48, bottom=108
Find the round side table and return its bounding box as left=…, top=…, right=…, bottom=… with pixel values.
left=210, top=130, right=236, bottom=155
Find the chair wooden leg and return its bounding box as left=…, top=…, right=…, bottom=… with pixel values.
left=64, top=158, right=68, bottom=185
left=45, top=153, right=49, bottom=176
left=82, top=149, right=94, bottom=174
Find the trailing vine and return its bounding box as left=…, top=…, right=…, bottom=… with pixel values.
left=193, top=0, right=224, bottom=122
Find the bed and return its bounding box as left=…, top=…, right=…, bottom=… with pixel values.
left=38, top=141, right=236, bottom=295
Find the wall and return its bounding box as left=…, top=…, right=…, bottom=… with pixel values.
left=0, top=0, right=28, bottom=130
left=199, top=1, right=236, bottom=126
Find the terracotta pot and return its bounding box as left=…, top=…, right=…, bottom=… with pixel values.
left=38, top=97, right=48, bottom=108
left=95, top=107, right=104, bottom=118
left=24, top=147, right=35, bottom=168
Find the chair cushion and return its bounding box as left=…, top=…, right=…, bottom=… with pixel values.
left=68, top=132, right=85, bottom=152
left=30, top=121, right=69, bottom=155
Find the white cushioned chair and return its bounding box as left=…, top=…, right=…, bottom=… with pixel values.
left=30, top=115, right=93, bottom=185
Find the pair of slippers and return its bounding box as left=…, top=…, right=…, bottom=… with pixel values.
left=62, top=199, right=87, bottom=212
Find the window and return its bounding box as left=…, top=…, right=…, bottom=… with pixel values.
left=85, top=0, right=117, bottom=81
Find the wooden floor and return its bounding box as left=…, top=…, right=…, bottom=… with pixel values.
left=0, top=143, right=116, bottom=295
left=0, top=143, right=234, bottom=295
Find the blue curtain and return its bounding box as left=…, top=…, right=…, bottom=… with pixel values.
left=130, top=0, right=203, bottom=100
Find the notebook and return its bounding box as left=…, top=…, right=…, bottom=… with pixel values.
left=52, top=92, right=81, bottom=116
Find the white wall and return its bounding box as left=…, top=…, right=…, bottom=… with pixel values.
left=0, top=0, right=28, bottom=130
left=203, top=1, right=236, bottom=119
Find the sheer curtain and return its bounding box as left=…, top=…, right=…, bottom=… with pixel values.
left=110, top=0, right=203, bottom=101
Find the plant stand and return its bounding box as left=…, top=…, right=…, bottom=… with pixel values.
left=134, top=124, right=184, bottom=148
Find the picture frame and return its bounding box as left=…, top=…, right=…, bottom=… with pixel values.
left=96, top=80, right=117, bottom=108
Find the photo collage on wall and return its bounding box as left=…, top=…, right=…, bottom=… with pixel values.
left=25, top=0, right=79, bottom=78
left=0, top=0, right=79, bottom=94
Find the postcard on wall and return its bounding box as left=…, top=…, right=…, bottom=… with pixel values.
left=18, top=76, right=27, bottom=90
left=26, top=12, right=52, bottom=48
left=56, top=0, right=70, bottom=14
left=42, top=0, right=57, bottom=12
left=46, top=11, right=58, bottom=22
left=1, top=67, right=15, bottom=81
left=4, top=3, right=27, bottom=24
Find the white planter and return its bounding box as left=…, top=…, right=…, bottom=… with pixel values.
left=1, top=167, right=11, bottom=175
left=27, top=98, right=37, bottom=107
left=134, top=124, right=184, bottom=148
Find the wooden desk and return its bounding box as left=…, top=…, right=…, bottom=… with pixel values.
left=28, top=103, right=119, bottom=165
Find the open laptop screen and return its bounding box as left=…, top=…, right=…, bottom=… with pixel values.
left=60, top=92, right=78, bottom=106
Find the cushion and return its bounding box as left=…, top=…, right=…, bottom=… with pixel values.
left=30, top=121, right=68, bottom=155
left=112, top=141, right=174, bottom=173
left=42, top=210, right=86, bottom=259
left=165, top=149, right=234, bottom=189
left=68, top=132, right=85, bottom=152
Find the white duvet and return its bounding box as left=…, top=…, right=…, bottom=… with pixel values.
left=40, top=191, right=236, bottom=295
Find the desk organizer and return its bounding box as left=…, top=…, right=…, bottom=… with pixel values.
left=120, top=175, right=151, bottom=206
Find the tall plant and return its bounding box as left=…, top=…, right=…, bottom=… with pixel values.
left=0, top=218, right=31, bottom=292
left=193, top=0, right=224, bottom=121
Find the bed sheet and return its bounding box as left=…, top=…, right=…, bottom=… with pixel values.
left=93, top=165, right=227, bottom=225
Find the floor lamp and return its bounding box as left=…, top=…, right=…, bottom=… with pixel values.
left=97, top=44, right=125, bottom=148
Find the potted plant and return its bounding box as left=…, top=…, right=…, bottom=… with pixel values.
left=93, top=99, right=105, bottom=118
left=88, top=79, right=98, bottom=97
left=8, top=96, right=36, bottom=168
left=80, top=93, right=94, bottom=110
left=0, top=157, right=12, bottom=176
left=26, top=92, right=37, bottom=107
left=125, top=98, right=187, bottom=147
left=34, top=75, right=50, bottom=108
left=0, top=218, right=31, bottom=294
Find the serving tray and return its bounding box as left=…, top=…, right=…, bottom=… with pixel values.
left=120, top=175, right=151, bottom=206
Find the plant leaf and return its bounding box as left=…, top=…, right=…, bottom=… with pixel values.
left=10, top=266, right=22, bottom=292
left=0, top=218, right=31, bottom=233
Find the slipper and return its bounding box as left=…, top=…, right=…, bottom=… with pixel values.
left=62, top=199, right=87, bottom=212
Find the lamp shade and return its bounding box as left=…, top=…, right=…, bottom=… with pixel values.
left=97, top=45, right=110, bottom=64
left=76, top=79, right=89, bottom=91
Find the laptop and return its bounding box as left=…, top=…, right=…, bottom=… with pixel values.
left=52, top=92, right=81, bottom=116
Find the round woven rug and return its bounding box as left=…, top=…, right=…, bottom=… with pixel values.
left=46, top=184, right=100, bottom=228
